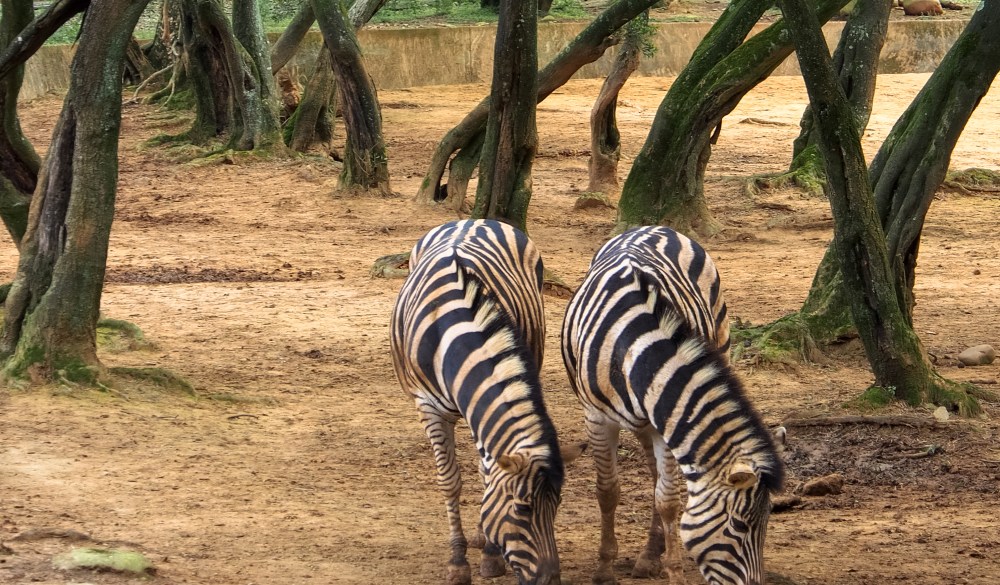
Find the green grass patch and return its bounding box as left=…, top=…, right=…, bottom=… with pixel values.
left=53, top=548, right=153, bottom=575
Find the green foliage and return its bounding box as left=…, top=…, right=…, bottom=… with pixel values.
left=549, top=0, right=588, bottom=19
left=622, top=10, right=658, bottom=58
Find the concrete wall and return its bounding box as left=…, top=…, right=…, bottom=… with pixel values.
left=19, top=18, right=970, bottom=101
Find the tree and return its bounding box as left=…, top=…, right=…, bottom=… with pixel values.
left=0, top=0, right=152, bottom=382
left=471, top=0, right=539, bottom=232
left=776, top=0, right=987, bottom=413
left=0, top=0, right=41, bottom=248
left=615, top=0, right=848, bottom=236
left=786, top=0, right=1000, bottom=355
left=750, top=0, right=891, bottom=196
left=587, top=11, right=655, bottom=197
left=312, top=0, right=391, bottom=195
left=416, top=0, right=661, bottom=211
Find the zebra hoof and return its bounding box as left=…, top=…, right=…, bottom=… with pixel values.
left=447, top=562, right=472, bottom=585
left=592, top=572, right=617, bottom=585
left=480, top=553, right=507, bottom=578
left=631, top=555, right=663, bottom=578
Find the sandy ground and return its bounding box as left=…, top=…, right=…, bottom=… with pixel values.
left=1, top=70, right=999, bottom=585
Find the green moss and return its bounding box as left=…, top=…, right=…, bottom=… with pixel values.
left=850, top=385, right=896, bottom=409
left=730, top=313, right=823, bottom=364
left=745, top=146, right=826, bottom=198
left=97, top=318, right=156, bottom=353
left=944, top=167, right=1000, bottom=192
left=109, top=366, right=195, bottom=395
left=927, top=378, right=982, bottom=417
left=53, top=547, right=153, bottom=574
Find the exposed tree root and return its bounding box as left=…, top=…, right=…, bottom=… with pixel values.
left=370, top=252, right=410, bottom=279
left=108, top=366, right=195, bottom=396
left=941, top=167, right=1000, bottom=194
left=97, top=318, right=157, bottom=353
left=542, top=268, right=576, bottom=299
left=782, top=415, right=944, bottom=428
left=927, top=377, right=983, bottom=417
left=744, top=153, right=826, bottom=198
left=730, top=313, right=827, bottom=365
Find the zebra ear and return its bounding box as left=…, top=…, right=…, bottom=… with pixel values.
left=727, top=461, right=759, bottom=489
left=498, top=452, right=529, bottom=475
left=560, top=441, right=588, bottom=465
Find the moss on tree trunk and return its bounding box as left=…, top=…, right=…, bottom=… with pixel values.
left=287, top=47, right=337, bottom=153
left=1, top=0, right=151, bottom=383
left=616, top=0, right=848, bottom=237
left=779, top=0, right=979, bottom=414
left=472, top=0, right=539, bottom=232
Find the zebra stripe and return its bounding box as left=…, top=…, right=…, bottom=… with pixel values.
left=561, top=226, right=783, bottom=585
left=391, top=219, right=564, bottom=585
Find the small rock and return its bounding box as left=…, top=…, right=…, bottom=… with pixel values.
left=801, top=473, right=845, bottom=497
left=933, top=406, right=950, bottom=422
left=957, top=344, right=996, bottom=366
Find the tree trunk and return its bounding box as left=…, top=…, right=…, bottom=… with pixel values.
left=587, top=12, right=647, bottom=196
left=271, top=1, right=315, bottom=74
left=799, top=0, right=1000, bottom=345
left=789, top=0, right=891, bottom=176
left=615, top=0, right=848, bottom=237
left=312, top=0, right=390, bottom=195
left=287, top=46, right=337, bottom=153
left=144, top=0, right=179, bottom=70
left=125, top=35, right=157, bottom=85
left=416, top=0, right=659, bottom=207
left=779, top=0, right=977, bottom=413
left=0, top=0, right=40, bottom=247
left=1, top=0, right=151, bottom=383
left=232, top=0, right=283, bottom=148
left=472, top=0, right=539, bottom=232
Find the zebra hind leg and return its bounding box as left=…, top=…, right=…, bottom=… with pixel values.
left=419, top=409, right=473, bottom=585
left=631, top=429, right=665, bottom=579
left=587, top=414, right=622, bottom=585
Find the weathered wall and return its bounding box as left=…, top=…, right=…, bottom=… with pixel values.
left=19, top=18, right=969, bottom=101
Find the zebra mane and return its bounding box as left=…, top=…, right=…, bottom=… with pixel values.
left=459, top=268, right=565, bottom=490
left=636, top=270, right=784, bottom=492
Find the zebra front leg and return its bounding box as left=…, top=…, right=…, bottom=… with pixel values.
left=587, top=414, right=622, bottom=585
left=652, top=439, right=687, bottom=585
left=420, top=410, right=472, bottom=585
left=631, top=429, right=665, bottom=579
left=476, top=460, right=507, bottom=578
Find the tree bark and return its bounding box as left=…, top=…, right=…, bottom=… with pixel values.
left=472, top=0, right=539, bottom=232
left=587, top=12, right=648, bottom=196
left=0, top=0, right=39, bottom=247
left=1, top=0, right=151, bottom=383
left=233, top=0, right=283, bottom=148
left=615, top=0, right=848, bottom=237
left=799, top=0, right=1000, bottom=343
left=144, top=0, right=179, bottom=70
left=416, top=0, right=660, bottom=208
left=789, top=0, right=891, bottom=175
left=779, top=0, right=976, bottom=413
left=312, top=0, right=390, bottom=195
left=271, top=1, right=316, bottom=74
left=0, top=0, right=90, bottom=82
left=287, top=47, right=336, bottom=152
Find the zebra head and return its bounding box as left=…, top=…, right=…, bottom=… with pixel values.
left=680, top=459, right=776, bottom=585
left=481, top=447, right=564, bottom=585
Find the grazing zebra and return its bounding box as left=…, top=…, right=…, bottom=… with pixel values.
left=391, top=219, right=570, bottom=585
left=561, top=227, right=784, bottom=585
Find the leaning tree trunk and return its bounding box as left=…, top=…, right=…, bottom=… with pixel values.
left=0, top=0, right=40, bottom=247
left=416, top=0, right=660, bottom=210
left=312, top=0, right=390, bottom=195
left=779, top=0, right=977, bottom=414
left=472, top=0, right=539, bottom=232
left=271, top=1, right=315, bottom=74
left=0, top=0, right=89, bottom=82
left=588, top=12, right=648, bottom=196
left=0, top=0, right=151, bottom=383
left=786, top=0, right=891, bottom=187
left=616, top=0, right=848, bottom=237
left=798, top=0, right=1000, bottom=346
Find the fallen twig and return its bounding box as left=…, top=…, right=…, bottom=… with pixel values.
left=782, top=415, right=941, bottom=428
left=226, top=413, right=259, bottom=420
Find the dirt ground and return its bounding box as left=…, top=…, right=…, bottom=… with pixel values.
left=2, top=68, right=999, bottom=585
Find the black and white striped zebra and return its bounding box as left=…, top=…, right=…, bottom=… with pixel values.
left=560, top=226, right=784, bottom=585
left=391, top=219, right=571, bottom=585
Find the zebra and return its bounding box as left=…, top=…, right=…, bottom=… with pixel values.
left=560, top=226, right=784, bottom=585
left=391, top=219, right=574, bottom=585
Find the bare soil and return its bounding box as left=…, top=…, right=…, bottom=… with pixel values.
left=2, top=71, right=999, bottom=585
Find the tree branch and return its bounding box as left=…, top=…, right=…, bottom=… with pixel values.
left=0, top=0, right=90, bottom=82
